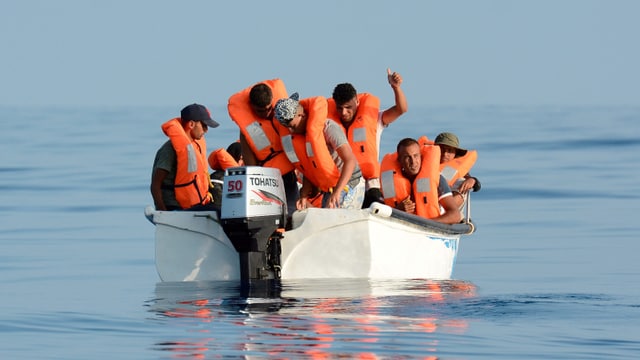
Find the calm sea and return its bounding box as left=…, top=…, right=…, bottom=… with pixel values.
left=1, top=105, right=639, bottom=359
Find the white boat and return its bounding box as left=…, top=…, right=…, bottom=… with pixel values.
left=145, top=166, right=475, bottom=282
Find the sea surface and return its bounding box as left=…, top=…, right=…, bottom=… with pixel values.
left=1, top=105, right=639, bottom=359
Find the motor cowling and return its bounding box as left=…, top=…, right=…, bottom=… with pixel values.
left=220, top=166, right=287, bottom=281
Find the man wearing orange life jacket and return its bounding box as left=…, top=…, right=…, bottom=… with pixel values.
left=380, top=138, right=461, bottom=224
left=434, top=132, right=481, bottom=208
left=327, top=68, right=408, bottom=209
left=150, top=104, right=220, bottom=211
left=274, top=93, right=365, bottom=210
left=227, top=79, right=299, bottom=216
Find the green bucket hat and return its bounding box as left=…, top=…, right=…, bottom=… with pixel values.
left=434, top=132, right=467, bottom=157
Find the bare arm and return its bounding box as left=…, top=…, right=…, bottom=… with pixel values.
left=458, top=175, right=477, bottom=194
left=326, top=143, right=358, bottom=208
left=150, top=168, right=169, bottom=211
left=464, top=174, right=481, bottom=192
left=297, top=177, right=315, bottom=210
left=431, top=195, right=463, bottom=224
left=381, top=68, right=408, bottom=126
left=239, top=132, right=258, bottom=166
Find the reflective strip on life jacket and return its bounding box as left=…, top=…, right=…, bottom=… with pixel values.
left=440, top=150, right=477, bottom=187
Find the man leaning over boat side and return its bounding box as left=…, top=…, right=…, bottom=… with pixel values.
left=380, top=137, right=462, bottom=224
left=227, top=79, right=299, bottom=217
left=150, top=104, right=220, bottom=211
left=274, top=93, right=365, bottom=210
left=327, top=68, right=408, bottom=209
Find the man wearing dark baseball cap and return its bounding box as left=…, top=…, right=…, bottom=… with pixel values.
left=150, top=103, right=220, bottom=211
left=181, top=103, right=220, bottom=128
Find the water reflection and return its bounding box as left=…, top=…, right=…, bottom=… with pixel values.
left=146, top=279, right=476, bottom=358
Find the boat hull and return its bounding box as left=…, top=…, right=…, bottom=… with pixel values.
left=280, top=206, right=459, bottom=279
left=145, top=203, right=472, bottom=282
left=147, top=206, right=240, bottom=281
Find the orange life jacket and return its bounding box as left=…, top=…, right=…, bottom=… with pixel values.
left=161, top=118, right=211, bottom=209
left=227, top=79, right=294, bottom=174
left=440, top=150, right=478, bottom=188
left=280, top=96, right=340, bottom=192
left=419, top=135, right=478, bottom=188
left=327, top=93, right=381, bottom=180
left=208, top=148, right=239, bottom=171
left=418, top=135, right=431, bottom=146
left=380, top=144, right=441, bottom=218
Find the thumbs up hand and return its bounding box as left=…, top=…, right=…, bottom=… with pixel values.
left=387, top=68, right=403, bottom=88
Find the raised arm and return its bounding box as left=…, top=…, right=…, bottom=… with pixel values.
left=381, top=68, right=408, bottom=126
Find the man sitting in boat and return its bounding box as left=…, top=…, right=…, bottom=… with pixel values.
left=274, top=93, right=365, bottom=209
left=433, top=132, right=481, bottom=208
left=380, top=138, right=462, bottom=224
left=150, top=104, right=220, bottom=211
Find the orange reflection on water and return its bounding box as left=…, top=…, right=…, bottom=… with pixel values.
left=150, top=279, right=477, bottom=358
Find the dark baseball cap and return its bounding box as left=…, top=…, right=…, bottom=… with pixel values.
left=181, top=103, right=220, bottom=128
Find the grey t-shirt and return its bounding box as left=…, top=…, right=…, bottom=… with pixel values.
left=323, top=120, right=362, bottom=185
left=151, top=140, right=180, bottom=209
left=437, top=174, right=453, bottom=199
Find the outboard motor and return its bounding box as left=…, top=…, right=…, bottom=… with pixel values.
left=220, top=166, right=287, bottom=281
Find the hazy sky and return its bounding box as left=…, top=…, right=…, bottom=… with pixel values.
left=2, top=0, right=638, bottom=108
